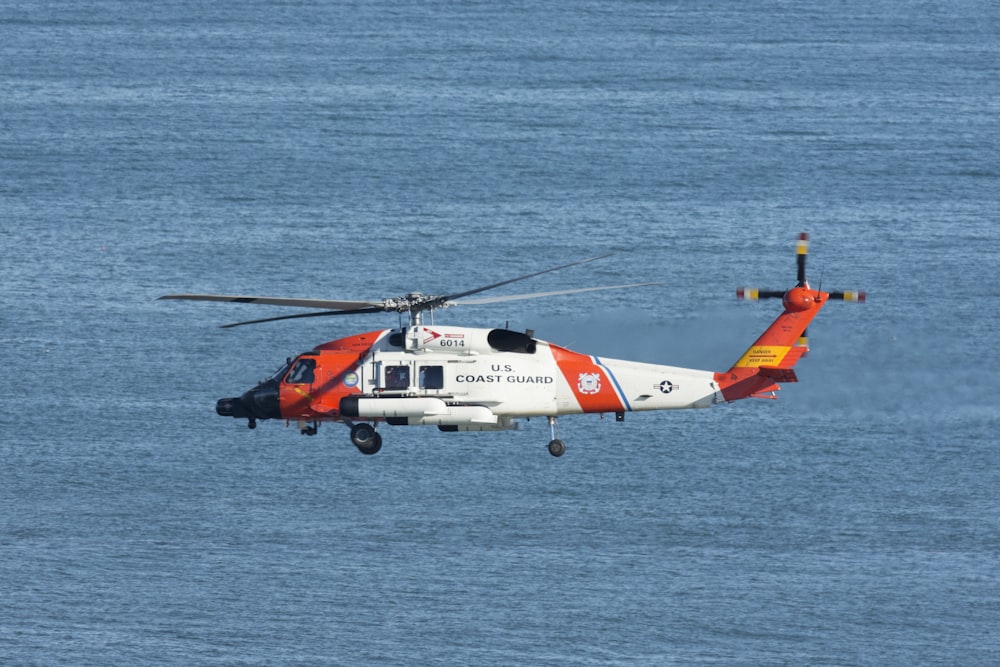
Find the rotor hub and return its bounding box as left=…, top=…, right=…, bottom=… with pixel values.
left=783, top=286, right=815, bottom=312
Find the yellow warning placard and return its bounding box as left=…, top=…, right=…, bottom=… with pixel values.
left=733, top=345, right=791, bottom=368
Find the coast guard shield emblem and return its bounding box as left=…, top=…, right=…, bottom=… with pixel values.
left=577, top=372, right=601, bottom=395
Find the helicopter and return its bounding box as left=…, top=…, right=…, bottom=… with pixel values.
left=160, top=233, right=864, bottom=457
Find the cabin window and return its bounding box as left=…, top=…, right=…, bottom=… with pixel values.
left=384, top=365, right=410, bottom=390
left=286, top=358, right=316, bottom=384
left=419, top=365, right=444, bottom=390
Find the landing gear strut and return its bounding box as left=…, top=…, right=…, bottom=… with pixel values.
left=350, top=422, right=382, bottom=455
left=547, top=416, right=566, bottom=457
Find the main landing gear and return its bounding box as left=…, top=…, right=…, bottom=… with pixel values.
left=325, top=419, right=567, bottom=458
left=350, top=422, right=382, bottom=456
left=547, top=416, right=566, bottom=458
left=300, top=419, right=383, bottom=455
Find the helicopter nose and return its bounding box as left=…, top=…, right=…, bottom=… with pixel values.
left=215, top=397, right=243, bottom=417
left=216, top=379, right=281, bottom=421
left=215, top=398, right=240, bottom=417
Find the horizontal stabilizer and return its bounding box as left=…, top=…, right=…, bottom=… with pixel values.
left=758, top=367, right=798, bottom=383
left=749, top=388, right=780, bottom=400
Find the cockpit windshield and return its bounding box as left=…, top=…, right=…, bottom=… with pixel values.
left=268, top=360, right=293, bottom=381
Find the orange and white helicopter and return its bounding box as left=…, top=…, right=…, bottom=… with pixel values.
left=161, top=233, right=864, bottom=457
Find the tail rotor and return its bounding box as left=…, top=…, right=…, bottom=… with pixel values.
left=736, top=232, right=866, bottom=350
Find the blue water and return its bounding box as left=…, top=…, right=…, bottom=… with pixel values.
left=3, top=1, right=999, bottom=664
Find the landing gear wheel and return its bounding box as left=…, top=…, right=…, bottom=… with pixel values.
left=360, top=433, right=383, bottom=456
left=547, top=439, right=566, bottom=457
left=351, top=423, right=382, bottom=455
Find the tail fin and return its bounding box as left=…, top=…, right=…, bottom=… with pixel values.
left=714, top=297, right=821, bottom=400
left=715, top=233, right=865, bottom=402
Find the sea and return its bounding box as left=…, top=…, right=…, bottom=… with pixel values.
left=2, top=1, right=999, bottom=664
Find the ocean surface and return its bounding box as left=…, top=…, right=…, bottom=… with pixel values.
left=3, top=1, right=999, bottom=664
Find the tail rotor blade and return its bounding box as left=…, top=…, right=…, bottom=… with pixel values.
left=737, top=233, right=866, bottom=306
left=796, top=232, right=809, bottom=287
left=829, top=290, right=867, bottom=302
left=737, top=288, right=785, bottom=301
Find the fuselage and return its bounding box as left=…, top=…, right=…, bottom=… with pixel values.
left=221, top=325, right=724, bottom=429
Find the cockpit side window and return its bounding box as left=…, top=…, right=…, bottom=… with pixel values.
left=285, top=358, right=316, bottom=384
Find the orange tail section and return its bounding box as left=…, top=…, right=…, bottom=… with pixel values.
left=715, top=233, right=865, bottom=402
left=714, top=287, right=824, bottom=401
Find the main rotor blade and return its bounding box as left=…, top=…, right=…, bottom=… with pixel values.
left=452, top=282, right=661, bottom=306
left=158, top=293, right=385, bottom=310
left=220, top=306, right=386, bottom=329
left=441, top=254, right=615, bottom=303
left=162, top=255, right=628, bottom=327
